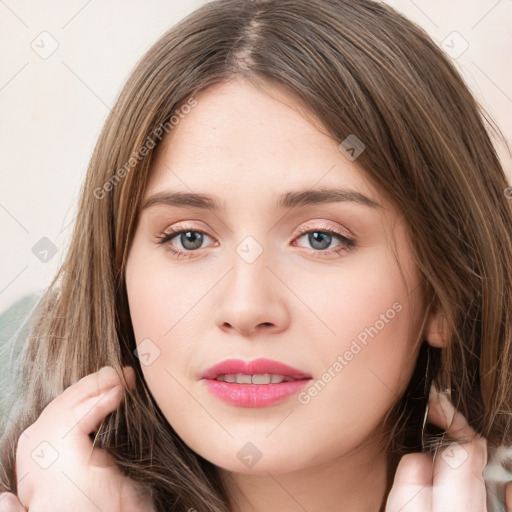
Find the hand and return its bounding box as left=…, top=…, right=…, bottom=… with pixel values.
left=385, top=386, right=511, bottom=512
left=1, top=366, right=153, bottom=512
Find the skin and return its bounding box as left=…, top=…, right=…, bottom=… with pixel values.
left=4, top=78, right=499, bottom=512
left=6, top=366, right=153, bottom=512
left=123, top=78, right=439, bottom=511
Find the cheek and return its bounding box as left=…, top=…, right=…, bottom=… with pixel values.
left=290, top=250, right=422, bottom=428
left=292, top=248, right=420, bottom=365
left=125, top=253, right=200, bottom=427
left=125, top=249, right=215, bottom=400
left=126, top=249, right=204, bottom=343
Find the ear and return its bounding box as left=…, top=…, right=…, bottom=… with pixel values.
left=425, top=310, right=450, bottom=348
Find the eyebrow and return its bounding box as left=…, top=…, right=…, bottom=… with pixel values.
left=140, top=187, right=381, bottom=212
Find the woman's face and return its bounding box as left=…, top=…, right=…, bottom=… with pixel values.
left=125, top=78, right=426, bottom=474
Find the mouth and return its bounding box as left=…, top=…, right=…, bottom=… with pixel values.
left=214, top=373, right=298, bottom=384
left=200, top=358, right=313, bottom=407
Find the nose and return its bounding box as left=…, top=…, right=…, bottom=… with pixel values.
left=214, top=248, right=290, bottom=338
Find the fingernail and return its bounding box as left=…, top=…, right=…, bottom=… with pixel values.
left=430, top=384, right=455, bottom=420
left=429, top=383, right=443, bottom=401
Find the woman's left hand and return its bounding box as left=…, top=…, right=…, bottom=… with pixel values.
left=385, top=387, right=510, bottom=512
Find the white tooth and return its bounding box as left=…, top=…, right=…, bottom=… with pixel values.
left=235, top=373, right=253, bottom=384
left=251, top=374, right=272, bottom=384
left=216, top=374, right=295, bottom=384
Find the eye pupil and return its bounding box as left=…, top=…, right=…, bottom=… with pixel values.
left=181, top=231, right=203, bottom=250
left=309, top=231, right=331, bottom=250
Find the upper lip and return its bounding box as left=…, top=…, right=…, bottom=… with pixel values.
left=200, top=358, right=313, bottom=380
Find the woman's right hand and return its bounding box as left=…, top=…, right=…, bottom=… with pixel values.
left=0, top=366, right=154, bottom=512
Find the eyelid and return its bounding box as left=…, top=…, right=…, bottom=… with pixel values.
left=157, top=220, right=357, bottom=259
left=156, top=223, right=218, bottom=250
left=159, top=220, right=352, bottom=242
left=293, top=220, right=354, bottom=239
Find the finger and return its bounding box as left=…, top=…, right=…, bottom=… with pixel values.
left=64, top=366, right=135, bottom=404
left=64, top=367, right=137, bottom=446
left=431, top=438, right=487, bottom=511
left=18, top=367, right=136, bottom=467
left=385, top=452, right=432, bottom=511
left=427, top=385, right=477, bottom=442
left=37, top=366, right=135, bottom=433
left=71, top=382, right=125, bottom=438
left=427, top=386, right=487, bottom=511
left=0, top=492, right=27, bottom=512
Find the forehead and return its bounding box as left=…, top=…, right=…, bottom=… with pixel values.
left=143, top=78, right=388, bottom=212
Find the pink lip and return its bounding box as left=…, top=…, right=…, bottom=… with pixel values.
left=200, top=358, right=313, bottom=408
left=200, top=358, right=312, bottom=380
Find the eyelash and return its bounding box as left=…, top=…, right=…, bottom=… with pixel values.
left=156, top=224, right=356, bottom=259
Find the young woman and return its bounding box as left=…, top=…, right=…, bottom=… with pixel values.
left=1, top=0, right=511, bottom=511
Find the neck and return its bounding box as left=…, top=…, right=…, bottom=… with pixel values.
left=220, top=439, right=391, bottom=512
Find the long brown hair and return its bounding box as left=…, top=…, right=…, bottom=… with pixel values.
left=2, top=1, right=511, bottom=510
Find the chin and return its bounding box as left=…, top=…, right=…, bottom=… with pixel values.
left=192, top=436, right=318, bottom=476
left=212, top=453, right=303, bottom=475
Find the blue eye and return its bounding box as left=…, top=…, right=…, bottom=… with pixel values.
left=156, top=227, right=215, bottom=258
left=156, top=225, right=356, bottom=259
left=292, top=227, right=356, bottom=255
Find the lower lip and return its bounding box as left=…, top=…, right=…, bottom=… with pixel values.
left=202, top=379, right=312, bottom=407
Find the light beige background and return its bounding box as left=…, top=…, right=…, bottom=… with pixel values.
left=1, top=0, right=511, bottom=312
